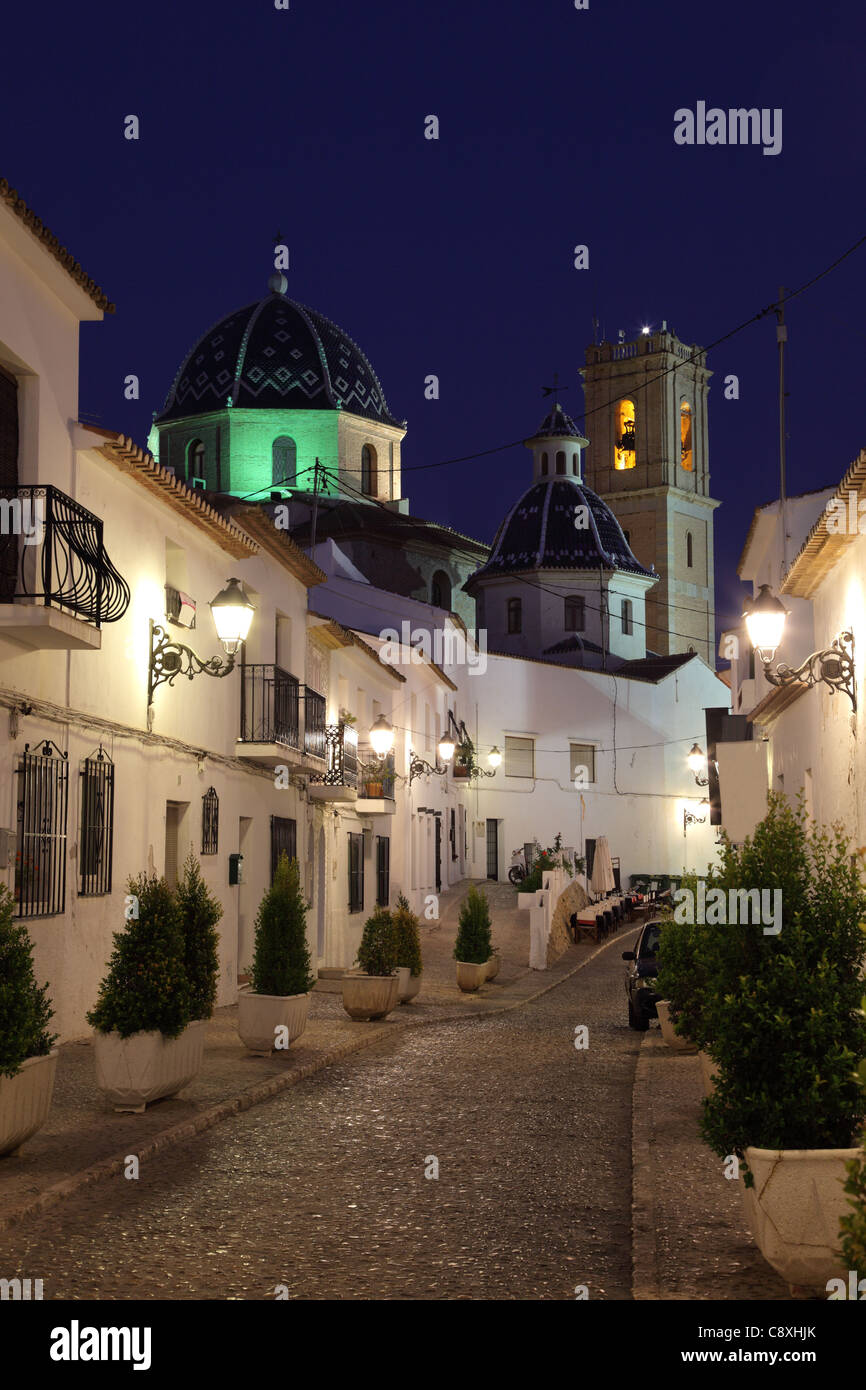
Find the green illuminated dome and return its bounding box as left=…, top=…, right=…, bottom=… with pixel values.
left=156, top=279, right=401, bottom=427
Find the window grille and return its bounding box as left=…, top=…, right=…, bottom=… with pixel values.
left=15, top=740, right=69, bottom=917
left=201, top=787, right=219, bottom=855
left=80, top=744, right=114, bottom=896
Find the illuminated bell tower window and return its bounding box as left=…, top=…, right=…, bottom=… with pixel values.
left=272, top=436, right=296, bottom=487
left=614, top=400, right=636, bottom=470
left=361, top=444, right=377, bottom=496
left=187, top=438, right=205, bottom=480
left=680, top=401, right=693, bottom=471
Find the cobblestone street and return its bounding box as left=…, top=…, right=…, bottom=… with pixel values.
left=0, top=935, right=638, bottom=1301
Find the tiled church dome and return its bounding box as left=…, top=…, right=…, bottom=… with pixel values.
left=156, top=283, right=401, bottom=426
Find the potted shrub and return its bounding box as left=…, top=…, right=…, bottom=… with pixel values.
left=393, top=893, right=423, bottom=1003
left=238, top=854, right=315, bottom=1055
left=454, top=884, right=492, bottom=991
left=342, top=908, right=399, bottom=1020
left=698, top=795, right=866, bottom=1291
left=88, top=873, right=198, bottom=1112
left=176, top=850, right=222, bottom=1024
left=359, top=759, right=396, bottom=800
left=0, top=884, right=58, bottom=1156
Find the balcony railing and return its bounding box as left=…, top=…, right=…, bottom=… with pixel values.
left=0, top=485, right=130, bottom=625
left=303, top=687, right=326, bottom=759
left=240, top=664, right=300, bottom=747
left=310, top=721, right=358, bottom=788
left=358, top=750, right=396, bottom=800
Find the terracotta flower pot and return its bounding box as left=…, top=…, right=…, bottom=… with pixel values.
left=0, top=1050, right=59, bottom=1157
left=93, top=1020, right=207, bottom=1113
left=456, top=961, right=487, bottom=992
left=396, top=966, right=422, bottom=1003
left=364, top=782, right=384, bottom=798
left=655, top=1000, right=698, bottom=1053
left=237, top=989, right=309, bottom=1055
left=341, top=973, right=399, bottom=1020
left=741, top=1146, right=860, bottom=1292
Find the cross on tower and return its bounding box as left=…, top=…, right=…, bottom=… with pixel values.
left=541, top=371, right=569, bottom=406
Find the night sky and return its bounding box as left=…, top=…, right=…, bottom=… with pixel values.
left=3, top=0, right=864, bottom=645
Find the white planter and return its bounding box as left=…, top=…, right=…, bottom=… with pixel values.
left=456, top=961, right=487, bottom=992
left=237, top=989, right=309, bottom=1055
left=396, top=967, right=421, bottom=1004
left=341, top=973, right=399, bottom=1021
left=742, top=1145, right=860, bottom=1291
left=485, top=954, right=500, bottom=981
left=0, top=1050, right=59, bottom=1157
left=656, top=1000, right=698, bottom=1053
left=94, top=1019, right=207, bottom=1113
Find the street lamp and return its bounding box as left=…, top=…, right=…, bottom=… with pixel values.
left=148, top=577, right=254, bottom=707
left=687, top=743, right=710, bottom=786
left=488, top=746, right=502, bottom=768
left=437, top=730, right=456, bottom=763
left=369, top=714, right=395, bottom=759
left=743, top=584, right=856, bottom=710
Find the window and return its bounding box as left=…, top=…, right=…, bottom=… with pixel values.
left=272, top=435, right=296, bottom=488
left=376, top=836, right=390, bottom=907
left=555, top=450, right=566, bottom=474
left=80, top=746, right=114, bottom=896
left=201, top=787, right=219, bottom=855
left=187, top=438, right=205, bottom=480
left=686, top=531, right=693, bottom=568
left=564, top=595, right=585, bottom=631
left=348, top=832, right=364, bottom=912
left=541, top=451, right=549, bottom=475
left=572, top=453, right=579, bottom=474
left=271, top=815, right=297, bottom=882
left=507, top=597, right=522, bottom=634
left=15, top=740, right=68, bottom=917
left=621, top=598, right=633, bottom=635
left=570, top=742, right=596, bottom=784
left=680, top=401, right=693, bottom=471
left=431, top=570, right=451, bottom=610
left=361, top=444, right=377, bottom=496
left=0, top=365, right=19, bottom=601
left=504, top=735, right=535, bottom=778
left=614, top=399, right=636, bottom=470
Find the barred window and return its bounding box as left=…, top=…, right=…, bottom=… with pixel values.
left=376, top=836, right=390, bottom=907
left=80, top=746, right=114, bottom=896
left=348, top=832, right=364, bottom=912
left=271, top=815, right=296, bottom=882
left=16, top=740, right=69, bottom=918
left=504, top=735, right=534, bottom=778
left=201, top=787, right=219, bottom=855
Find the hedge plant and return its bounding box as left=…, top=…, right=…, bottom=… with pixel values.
left=393, top=893, right=423, bottom=977
left=176, top=851, right=223, bottom=1020
left=454, top=884, right=492, bottom=964
left=356, top=908, right=398, bottom=977
left=0, top=884, right=56, bottom=1079
left=88, top=873, right=191, bottom=1039
left=697, top=794, right=866, bottom=1184
left=839, top=993, right=866, bottom=1277
left=250, top=855, right=315, bottom=997
left=655, top=869, right=716, bottom=1049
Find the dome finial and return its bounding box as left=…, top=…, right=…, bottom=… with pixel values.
left=269, top=228, right=288, bottom=295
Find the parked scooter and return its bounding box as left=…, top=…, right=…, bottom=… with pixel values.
left=508, top=848, right=527, bottom=886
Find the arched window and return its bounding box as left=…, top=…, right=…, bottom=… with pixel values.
left=564, top=595, right=585, bottom=631
left=680, top=401, right=693, bottom=470
left=361, top=444, right=377, bottom=495
left=686, top=531, right=693, bottom=568
left=621, top=599, right=633, bottom=636
left=555, top=450, right=566, bottom=474
left=431, top=570, right=452, bottom=610
left=572, top=453, right=579, bottom=474
left=272, top=436, right=296, bottom=488
left=614, top=400, right=636, bottom=470
left=541, top=451, right=549, bottom=475
left=187, top=438, right=205, bottom=480
left=507, top=597, right=522, bottom=634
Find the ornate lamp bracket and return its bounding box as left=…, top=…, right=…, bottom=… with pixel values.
left=763, top=629, right=856, bottom=711
left=148, top=621, right=237, bottom=707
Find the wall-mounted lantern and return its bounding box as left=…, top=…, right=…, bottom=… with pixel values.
left=743, top=584, right=855, bottom=710
left=687, top=743, right=710, bottom=787
left=148, top=577, right=254, bottom=709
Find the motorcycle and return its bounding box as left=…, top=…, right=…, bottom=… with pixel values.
left=508, top=848, right=527, bottom=886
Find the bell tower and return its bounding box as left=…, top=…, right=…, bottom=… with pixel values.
left=580, top=328, right=719, bottom=663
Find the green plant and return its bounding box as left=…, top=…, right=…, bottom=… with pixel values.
left=356, top=907, right=398, bottom=976
left=656, top=870, right=715, bottom=1048
left=250, top=855, right=315, bottom=997
left=839, top=993, right=866, bottom=1276
left=393, top=893, right=423, bottom=976
left=175, top=851, right=223, bottom=1021
left=0, top=884, right=56, bottom=1079
left=522, top=850, right=556, bottom=893
left=454, top=884, right=492, bottom=964
left=697, top=794, right=866, bottom=1184
left=87, top=874, right=191, bottom=1039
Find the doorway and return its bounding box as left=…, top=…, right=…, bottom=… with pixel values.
left=486, top=819, right=499, bottom=880
left=164, top=801, right=189, bottom=887
left=316, top=825, right=326, bottom=960
left=434, top=815, right=442, bottom=892
left=237, top=816, right=252, bottom=982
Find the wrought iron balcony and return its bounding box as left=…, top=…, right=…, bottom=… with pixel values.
left=303, top=687, right=326, bottom=759
left=0, top=485, right=130, bottom=643
left=239, top=664, right=300, bottom=747
left=308, top=720, right=358, bottom=800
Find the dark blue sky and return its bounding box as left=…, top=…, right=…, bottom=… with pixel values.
left=4, top=0, right=864, bottom=645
